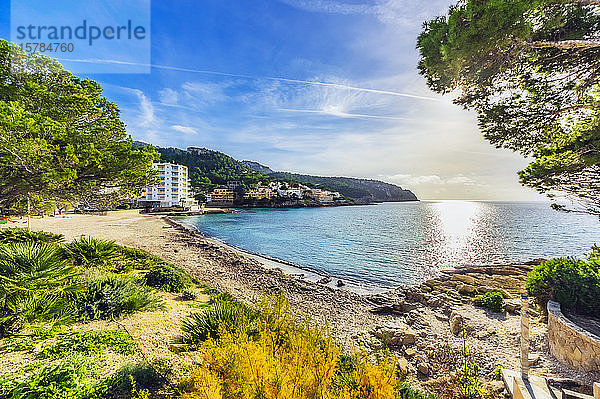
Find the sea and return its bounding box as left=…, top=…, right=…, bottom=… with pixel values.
left=178, top=201, right=600, bottom=291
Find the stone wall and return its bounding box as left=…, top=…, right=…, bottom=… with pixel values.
left=547, top=301, right=600, bottom=373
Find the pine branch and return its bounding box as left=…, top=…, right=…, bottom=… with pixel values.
left=527, top=40, right=600, bottom=50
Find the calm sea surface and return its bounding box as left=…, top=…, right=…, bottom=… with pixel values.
left=180, top=201, right=600, bottom=289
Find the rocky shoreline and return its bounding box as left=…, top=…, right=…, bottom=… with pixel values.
left=163, top=216, right=599, bottom=391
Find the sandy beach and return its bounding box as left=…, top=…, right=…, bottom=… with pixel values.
left=23, top=210, right=600, bottom=389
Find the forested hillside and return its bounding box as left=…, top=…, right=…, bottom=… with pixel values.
left=269, top=172, right=418, bottom=203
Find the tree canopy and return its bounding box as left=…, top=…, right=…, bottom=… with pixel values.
left=0, top=40, right=158, bottom=212
left=417, top=0, right=600, bottom=212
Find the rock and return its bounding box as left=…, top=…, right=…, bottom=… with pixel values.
left=529, top=354, right=540, bottom=366
left=489, top=380, right=505, bottom=394
left=417, top=363, right=430, bottom=375
left=450, top=311, right=466, bottom=335
left=404, top=348, right=417, bottom=357
left=528, top=308, right=540, bottom=318
left=427, top=296, right=443, bottom=308
left=317, top=277, right=332, bottom=284
left=459, top=284, right=479, bottom=296
left=398, top=357, right=409, bottom=375
left=403, top=329, right=417, bottom=345
left=168, top=343, right=189, bottom=353
left=336, top=280, right=345, bottom=287
left=451, top=274, right=477, bottom=286
left=371, top=305, right=402, bottom=315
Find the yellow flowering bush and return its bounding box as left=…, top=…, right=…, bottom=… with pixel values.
left=180, top=293, right=402, bottom=399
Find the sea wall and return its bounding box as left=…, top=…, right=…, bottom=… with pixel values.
left=547, top=301, right=600, bottom=373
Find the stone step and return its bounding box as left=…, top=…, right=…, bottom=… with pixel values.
left=502, top=369, right=558, bottom=399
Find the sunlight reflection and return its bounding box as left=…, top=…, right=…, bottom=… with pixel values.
left=433, top=201, right=479, bottom=253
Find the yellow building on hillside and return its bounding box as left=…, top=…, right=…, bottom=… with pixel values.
left=244, top=188, right=274, bottom=200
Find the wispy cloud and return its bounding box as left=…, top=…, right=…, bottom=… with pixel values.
left=171, top=125, right=198, bottom=134
left=58, top=58, right=441, bottom=102
left=130, top=89, right=155, bottom=128
left=383, top=173, right=484, bottom=187
left=277, top=0, right=451, bottom=27
left=278, top=108, right=413, bottom=120
left=158, top=88, right=179, bottom=105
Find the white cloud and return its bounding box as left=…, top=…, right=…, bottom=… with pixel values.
left=171, top=125, right=197, bottom=134
left=159, top=88, right=179, bottom=105
left=130, top=89, right=155, bottom=128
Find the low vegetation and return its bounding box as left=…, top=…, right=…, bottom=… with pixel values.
left=77, top=274, right=162, bottom=320
left=526, top=247, right=600, bottom=317
left=0, top=228, right=64, bottom=244
left=0, top=228, right=184, bottom=398
left=0, top=228, right=443, bottom=398
left=473, top=292, right=505, bottom=313
left=144, top=263, right=192, bottom=293
left=179, top=292, right=438, bottom=399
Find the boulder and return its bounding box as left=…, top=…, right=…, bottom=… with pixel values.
left=505, top=299, right=521, bottom=313
left=427, top=296, right=443, bottom=308
left=459, top=284, right=479, bottom=296
left=450, top=311, right=465, bottom=335
left=398, top=357, right=409, bottom=375
left=417, top=363, right=430, bottom=375
left=402, top=329, right=417, bottom=345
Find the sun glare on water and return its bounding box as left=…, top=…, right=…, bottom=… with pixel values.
left=431, top=200, right=481, bottom=260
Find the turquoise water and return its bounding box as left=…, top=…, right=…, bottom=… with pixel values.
left=181, top=201, right=600, bottom=288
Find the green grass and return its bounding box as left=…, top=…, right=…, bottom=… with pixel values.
left=40, top=329, right=136, bottom=358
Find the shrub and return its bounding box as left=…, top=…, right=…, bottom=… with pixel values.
left=143, top=263, right=192, bottom=293
left=398, top=383, right=439, bottom=399
left=41, top=329, right=136, bottom=358
left=180, top=294, right=403, bottom=399
left=0, top=228, right=63, bottom=244
left=0, top=242, right=81, bottom=335
left=182, top=288, right=198, bottom=301
left=77, top=275, right=162, bottom=320
left=61, top=237, right=122, bottom=268
left=474, top=292, right=505, bottom=313
left=117, top=246, right=162, bottom=270
left=182, top=301, right=251, bottom=343
left=525, top=257, right=600, bottom=317
left=108, top=362, right=162, bottom=393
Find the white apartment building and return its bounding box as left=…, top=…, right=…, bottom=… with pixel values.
left=138, top=163, right=193, bottom=208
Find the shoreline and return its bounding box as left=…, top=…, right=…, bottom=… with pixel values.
left=167, top=216, right=390, bottom=295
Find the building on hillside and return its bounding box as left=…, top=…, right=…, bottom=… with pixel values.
left=204, top=193, right=212, bottom=202
left=226, top=181, right=241, bottom=190
left=276, top=188, right=302, bottom=198
left=138, top=163, right=195, bottom=208
left=187, top=147, right=211, bottom=155
left=244, top=188, right=274, bottom=200
left=210, top=188, right=234, bottom=203
left=317, top=192, right=335, bottom=203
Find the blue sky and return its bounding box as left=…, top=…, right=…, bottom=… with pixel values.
left=1, top=0, right=544, bottom=200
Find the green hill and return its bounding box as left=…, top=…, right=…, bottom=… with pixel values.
left=150, top=146, right=266, bottom=190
